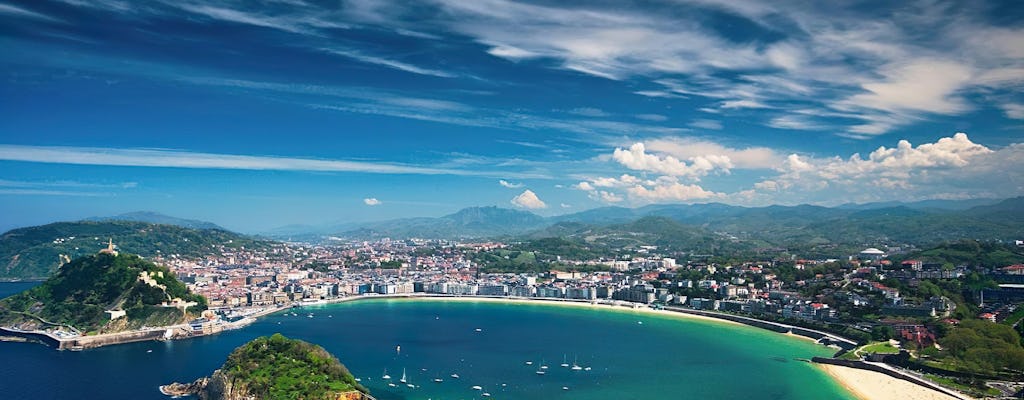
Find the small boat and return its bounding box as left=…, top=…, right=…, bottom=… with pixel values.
left=524, top=361, right=533, bottom=365
left=433, top=377, right=443, bottom=383
left=307, top=313, right=313, bottom=318
left=450, top=373, right=460, bottom=379
left=400, top=368, right=407, bottom=384
left=562, top=386, right=570, bottom=391
left=146, top=350, right=153, bottom=353
left=482, top=392, right=491, bottom=397
left=406, top=383, right=415, bottom=388
left=328, top=315, right=333, bottom=318
left=571, top=355, right=582, bottom=371
left=584, top=367, right=592, bottom=371
left=382, top=368, right=391, bottom=380
left=388, top=383, right=396, bottom=387
left=354, top=378, right=361, bottom=382
left=474, top=328, right=482, bottom=332
left=560, top=354, right=569, bottom=368
left=535, top=369, right=545, bottom=375
left=472, top=385, right=482, bottom=390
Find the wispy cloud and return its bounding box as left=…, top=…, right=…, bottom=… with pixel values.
left=0, top=189, right=109, bottom=197
left=498, top=179, right=522, bottom=188
left=0, top=179, right=137, bottom=189
left=363, top=197, right=382, bottom=206
left=0, top=3, right=61, bottom=22
left=321, top=48, right=456, bottom=78
left=0, top=144, right=542, bottom=178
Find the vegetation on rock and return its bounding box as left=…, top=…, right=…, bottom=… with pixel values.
left=0, top=253, right=206, bottom=333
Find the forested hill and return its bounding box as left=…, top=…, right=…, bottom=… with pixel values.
left=162, top=334, right=369, bottom=399
left=0, top=253, right=206, bottom=334
left=0, top=221, right=273, bottom=280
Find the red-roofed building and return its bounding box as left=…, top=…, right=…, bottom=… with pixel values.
left=902, top=260, right=923, bottom=271
left=1003, top=264, right=1024, bottom=275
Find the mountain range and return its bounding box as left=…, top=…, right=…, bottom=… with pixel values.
left=281, top=197, right=1024, bottom=246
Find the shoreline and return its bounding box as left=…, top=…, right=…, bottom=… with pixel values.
left=4, top=293, right=962, bottom=399
left=819, top=364, right=963, bottom=400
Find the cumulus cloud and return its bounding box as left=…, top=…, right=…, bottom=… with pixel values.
left=612, top=143, right=733, bottom=178
left=626, top=179, right=721, bottom=203
left=363, top=198, right=382, bottom=206
left=641, top=137, right=783, bottom=169
left=510, top=189, right=547, bottom=209
left=748, top=132, right=1019, bottom=204
left=499, top=179, right=523, bottom=188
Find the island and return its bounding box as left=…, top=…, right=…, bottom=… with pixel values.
left=161, top=333, right=372, bottom=400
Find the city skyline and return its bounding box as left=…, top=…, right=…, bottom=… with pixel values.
left=1, top=0, right=1023, bottom=232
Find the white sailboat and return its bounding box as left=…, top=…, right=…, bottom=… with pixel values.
left=560, top=354, right=569, bottom=368
left=400, top=368, right=407, bottom=384
left=571, top=355, right=583, bottom=371
left=382, top=368, right=391, bottom=380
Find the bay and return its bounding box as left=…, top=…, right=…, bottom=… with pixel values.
left=0, top=285, right=854, bottom=399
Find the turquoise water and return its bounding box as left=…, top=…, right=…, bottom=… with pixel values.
left=0, top=290, right=854, bottom=399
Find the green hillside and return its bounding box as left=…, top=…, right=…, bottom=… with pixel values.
left=0, top=220, right=272, bottom=280
left=0, top=253, right=206, bottom=334
left=163, top=334, right=369, bottom=399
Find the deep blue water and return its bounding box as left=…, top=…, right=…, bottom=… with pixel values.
left=0, top=286, right=854, bottom=399
left=0, top=281, right=39, bottom=299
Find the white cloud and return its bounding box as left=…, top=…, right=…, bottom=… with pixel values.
left=0, top=144, right=529, bottom=178
left=363, top=198, right=382, bottom=206
left=612, top=143, right=733, bottom=178
left=574, top=181, right=595, bottom=191
left=566, top=107, right=610, bottom=117
left=1001, top=103, right=1024, bottom=120
left=177, top=4, right=312, bottom=34
left=688, top=119, right=723, bottom=130
left=321, top=48, right=455, bottom=78
left=635, top=114, right=668, bottom=122
left=498, top=179, right=523, bottom=188
left=626, top=179, right=721, bottom=203
left=752, top=132, right=1020, bottom=204
left=768, top=115, right=825, bottom=131
left=560, top=203, right=572, bottom=208
left=510, top=189, right=547, bottom=209
left=720, top=99, right=771, bottom=109
left=0, top=3, right=60, bottom=21
left=639, top=138, right=782, bottom=170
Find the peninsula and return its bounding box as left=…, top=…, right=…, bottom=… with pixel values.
left=0, top=248, right=210, bottom=349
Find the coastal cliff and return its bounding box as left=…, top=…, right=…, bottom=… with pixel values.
left=162, top=333, right=370, bottom=400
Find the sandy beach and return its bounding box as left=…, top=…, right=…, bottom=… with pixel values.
left=820, top=364, right=963, bottom=400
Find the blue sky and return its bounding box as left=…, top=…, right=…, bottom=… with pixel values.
left=1, top=0, right=1023, bottom=233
